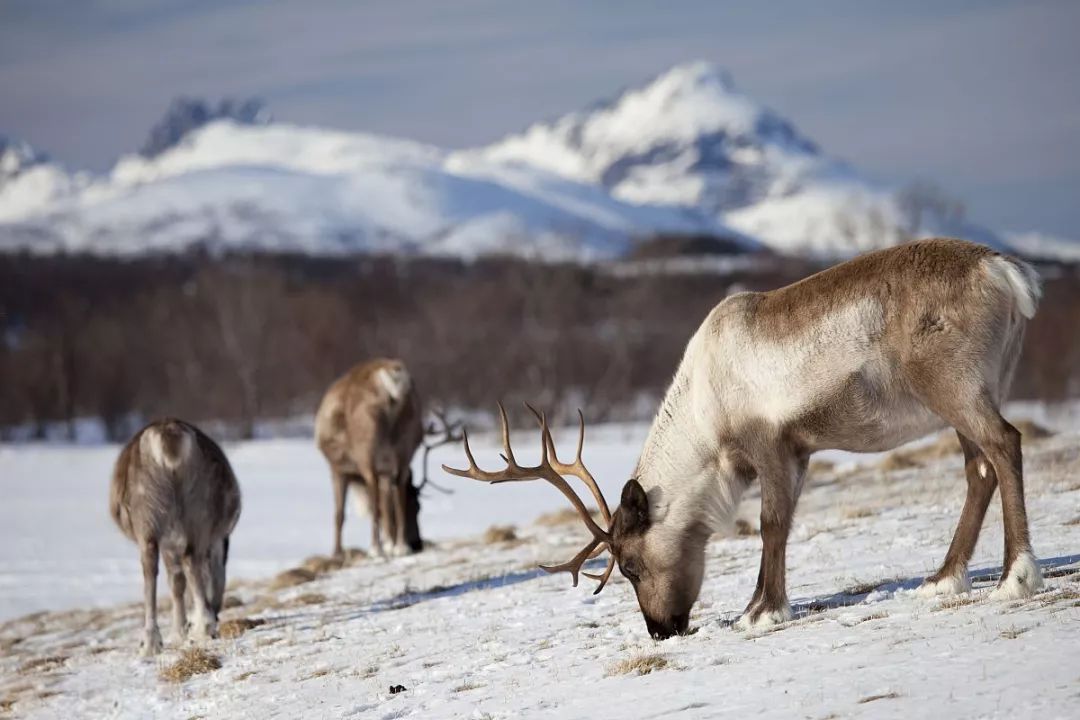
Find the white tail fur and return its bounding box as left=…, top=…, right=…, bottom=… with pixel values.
left=987, top=255, right=1041, bottom=319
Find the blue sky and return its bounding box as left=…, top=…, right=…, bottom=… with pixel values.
left=1, top=0, right=1077, bottom=236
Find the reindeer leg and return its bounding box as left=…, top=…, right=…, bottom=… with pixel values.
left=138, top=538, right=163, bottom=656
left=368, top=474, right=385, bottom=559
left=181, top=547, right=218, bottom=641
left=393, top=474, right=409, bottom=556
left=736, top=454, right=797, bottom=630
left=331, top=470, right=347, bottom=559
left=911, top=379, right=1043, bottom=600
left=918, top=432, right=996, bottom=596
left=163, top=550, right=188, bottom=645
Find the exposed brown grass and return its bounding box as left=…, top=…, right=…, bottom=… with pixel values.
left=302, top=555, right=345, bottom=576
left=160, top=648, right=221, bottom=683
left=483, top=525, right=518, bottom=544
left=452, top=681, right=484, bottom=692
left=233, top=671, right=256, bottom=682
left=843, top=578, right=900, bottom=596
left=1000, top=625, right=1031, bottom=639
left=733, top=518, right=758, bottom=536
left=534, top=507, right=601, bottom=527
left=934, top=595, right=978, bottom=611
left=18, top=655, right=66, bottom=675
left=1064, top=516, right=1080, bottom=526
left=858, top=692, right=900, bottom=704
left=270, top=567, right=317, bottom=590
left=880, top=421, right=1052, bottom=473
left=287, top=592, right=328, bottom=608
left=222, top=595, right=244, bottom=610
left=1013, top=419, right=1054, bottom=440
left=842, top=507, right=874, bottom=520
left=606, top=653, right=669, bottom=677
left=218, top=617, right=266, bottom=639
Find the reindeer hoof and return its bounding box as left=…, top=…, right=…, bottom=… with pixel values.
left=917, top=569, right=971, bottom=598
left=188, top=619, right=218, bottom=642
left=989, top=551, right=1044, bottom=601
left=734, top=602, right=792, bottom=631
left=168, top=626, right=189, bottom=645
left=139, top=628, right=163, bottom=657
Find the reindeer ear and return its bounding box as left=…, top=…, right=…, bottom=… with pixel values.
left=619, top=478, right=650, bottom=532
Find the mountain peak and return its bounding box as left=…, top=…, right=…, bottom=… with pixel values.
left=0, top=136, right=49, bottom=182
left=473, top=62, right=820, bottom=213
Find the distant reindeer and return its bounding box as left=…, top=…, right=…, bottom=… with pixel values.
left=110, top=419, right=241, bottom=656
left=447, top=239, right=1044, bottom=639
left=315, top=359, right=426, bottom=558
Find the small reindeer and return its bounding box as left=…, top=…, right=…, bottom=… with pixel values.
left=315, top=359, right=424, bottom=558
left=447, top=239, right=1045, bottom=639
left=109, top=419, right=241, bottom=656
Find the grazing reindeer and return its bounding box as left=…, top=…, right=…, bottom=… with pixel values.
left=316, top=359, right=424, bottom=558
left=446, top=239, right=1044, bottom=639
left=109, top=419, right=241, bottom=656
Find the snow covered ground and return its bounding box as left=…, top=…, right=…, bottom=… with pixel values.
left=2, top=416, right=1079, bottom=719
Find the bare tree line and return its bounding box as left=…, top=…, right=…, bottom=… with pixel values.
left=1, top=249, right=1078, bottom=441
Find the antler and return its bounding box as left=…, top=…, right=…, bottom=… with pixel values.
left=418, top=408, right=464, bottom=495
left=442, top=403, right=616, bottom=593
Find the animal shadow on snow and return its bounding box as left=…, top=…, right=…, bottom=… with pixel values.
left=720, top=553, right=1080, bottom=629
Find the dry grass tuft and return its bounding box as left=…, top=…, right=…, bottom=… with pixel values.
left=1064, top=516, right=1080, bottom=526
left=18, top=655, right=67, bottom=674
left=483, top=525, right=518, bottom=544
left=606, top=653, right=669, bottom=677
left=858, top=692, right=900, bottom=704
left=302, top=669, right=332, bottom=681
left=452, top=681, right=484, bottom=692
left=1000, top=625, right=1031, bottom=640
left=734, top=518, right=758, bottom=536
left=843, top=578, right=900, bottom=596
left=160, top=648, right=222, bottom=683
left=1013, top=419, right=1053, bottom=440
left=534, top=507, right=601, bottom=527
left=218, top=617, right=266, bottom=639
left=934, top=595, right=978, bottom=611
left=879, top=421, right=1052, bottom=474
left=302, top=555, right=345, bottom=576
left=222, top=595, right=244, bottom=610
left=290, top=592, right=327, bottom=607
left=233, top=671, right=256, bottom=682
left=270, top=567, right=317, bottom=590
left=842, top=507, right=874, bottom=520
left=855, top=611, right=889, bottom=623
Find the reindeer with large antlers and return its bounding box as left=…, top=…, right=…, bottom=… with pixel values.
left=446, top=239, right=1045, bottom=639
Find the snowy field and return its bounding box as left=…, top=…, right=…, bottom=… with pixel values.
left=2, top=413, right=1079, bottom=718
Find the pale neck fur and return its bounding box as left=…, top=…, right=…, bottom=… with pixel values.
left=633, top=345, right=746, bottom=535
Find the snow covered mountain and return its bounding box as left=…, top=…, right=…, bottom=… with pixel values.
left=0, top=62, right=1058, bottom=261
left=0, top=122, right=735, bottom=260
left=471, top=62, right=1007, bottom=257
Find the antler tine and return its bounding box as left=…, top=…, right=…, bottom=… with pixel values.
left=443, top=407, right=610, bottom=539
left=539, top=537, right=603, bottom=587
left=524, top=404, right=612, bottom=525
left=496, top=402, right=519, bottom=469
left=582, top=555, right=616, bottom=595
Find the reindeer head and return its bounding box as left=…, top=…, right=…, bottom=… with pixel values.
left=443, top=404, right=700, bottom=640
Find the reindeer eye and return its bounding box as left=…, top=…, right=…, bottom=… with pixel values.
left=620, top=560, right=641, bottom=582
